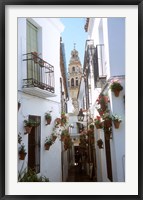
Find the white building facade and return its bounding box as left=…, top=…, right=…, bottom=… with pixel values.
left=79, top=17, right=125, bottom=182
left=18, top=18, right=70, bottom=182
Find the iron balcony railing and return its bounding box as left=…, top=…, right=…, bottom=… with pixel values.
left=23, top=52, right=55, bottom=93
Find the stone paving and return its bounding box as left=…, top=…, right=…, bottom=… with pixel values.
left=66, top=164, right=94, bottom=182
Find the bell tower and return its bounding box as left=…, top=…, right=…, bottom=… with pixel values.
left=68, top=44, right=83, bottom=113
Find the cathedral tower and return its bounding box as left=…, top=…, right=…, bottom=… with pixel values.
left=68, top=44, right=83, bottom=113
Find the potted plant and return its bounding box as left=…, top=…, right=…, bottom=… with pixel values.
left=89, top=123, right=94, bottom=131
left=44, top=137, right=53, bottom=150
left=54, top=118, right=61, bottom=127
left=24, top=119, right=34, bottom=134
left=64, top=137, right=72, bottom=151
left=96, top=94, right=109, bottom=112
left=32, top=51, right=38, bottom=63
left=45, top=111, right=52, bottom=125
left=94, top=116, right=103, bottom=129
left=61, top=112, right=68, bottom=126
left=19, top=144, right=27, bottom=160
left=97, top=139, right=104, bottom=149
left=112, top=114, right=122, bottom=129
left=24, top=119, right=40, bottom=134
left=102, top=113, right=112, bottom=128
left=61, top=129, right=69, bottom=142
left=110, top=79, right=123, bottom=97
left=51, top=132, right=57, bottom=142
left=96, top=106, right=104, bottom=116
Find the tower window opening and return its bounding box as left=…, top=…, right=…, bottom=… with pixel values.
left=72, top=67, right=75, bottom=72
left=71, top=78, right=74, bottom=86
left=76, top=77, right=78, bottom=86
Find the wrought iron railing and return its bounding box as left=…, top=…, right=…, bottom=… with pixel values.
left=23, top=52, right=55, bottom=93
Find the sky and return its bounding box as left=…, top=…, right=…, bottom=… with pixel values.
left=60, top=18, right=88, bottom=70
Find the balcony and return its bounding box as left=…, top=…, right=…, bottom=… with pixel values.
left=22, top=52, right=56, bottom=98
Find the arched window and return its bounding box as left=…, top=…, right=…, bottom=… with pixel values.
left=71, top=78, right=74, bottom=86
left=72, top=67, right=75, bottom=72
left=76, top=77, right=78, bottom=86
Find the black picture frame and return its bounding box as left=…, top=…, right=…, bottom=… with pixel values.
left=0, top=0, right=142, bottom=199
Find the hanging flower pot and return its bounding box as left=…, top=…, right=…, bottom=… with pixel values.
left=55, top=118, right=61, bottom=126
left=45, top=111, right=52, bottom=125
left=32, top=52, right=38, bottom=63
left=113, top=120, right=121, bottom=129
left=113, top=89, right=120, bottom=97
left=19, top=152, right=27, bottom=160
left=52, top=135, right=57, bottom=142
left=44, top=137, right=53, bottom=150
left=97, top=139, right=104, bottom=149
left=112, top=114, right=122, bottom=129
left=95, top=122, right=103, bottom=129
left=100, top=103, right=107, bottom=112
left=24, top=126, right=32, bottom=134
left=95, top=123, right=100, bottom=129
left=46, top=118, right=52, bottom=125
left=44, top=143, right=51, bottom=150
left=110, top=79, right=123, bottom=97
left=19, top=144, right=27, bottom=160
left=24, top=119, right=40, bottom=134
left=61, top=135, right=65, bottom=142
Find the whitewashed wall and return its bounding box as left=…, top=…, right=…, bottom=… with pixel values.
left=18, top=18, right=66, bottom=182
left=87, top=17, right=125, bottom=182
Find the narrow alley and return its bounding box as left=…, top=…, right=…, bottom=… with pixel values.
left=18, top=17, right=125, bottom=186
left=67, top=164, right=95, bottom=182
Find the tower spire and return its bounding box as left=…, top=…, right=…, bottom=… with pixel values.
left=74, top=43, right=76, bottom=50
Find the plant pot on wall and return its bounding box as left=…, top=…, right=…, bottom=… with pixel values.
left=113, top=89, right=120, bottom=97
left=113, top=120, right=121, bottom=129
left=46, top=118, right=52, bottom=125
left=19, top=152, right=27, bottom=160
left=52, top=135, right=57, bottom=142
left=95, top=123, right=103, bottom=129
left=44, top=143, right=51, bottom=150
left=97, top=139, right=104, bottom=149
left=24, top=126, right=32, bottom=134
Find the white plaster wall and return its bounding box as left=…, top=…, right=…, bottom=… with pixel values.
left=18, top=93, right=62, bottom=181
left=87, top=17, right=125, bottom=182
left=78, top=77, right=85, bottom=109
left=18, top=18, right=65, bottom=182
left=68, top=115, right=78, bottom=136
left=107, top=18, right=125, bottom=77
left=109, top=79, right=125, bottom=182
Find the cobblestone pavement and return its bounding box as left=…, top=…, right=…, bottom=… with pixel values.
left=66, top=164, right=95, bottom=182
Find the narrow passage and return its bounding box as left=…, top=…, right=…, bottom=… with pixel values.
left=66, top=164, right=94, bottom=182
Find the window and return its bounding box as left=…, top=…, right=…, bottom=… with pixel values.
left=72, top=67, right=75, bottom=72
left=71, top=78, right=74, bottom=86
left=28, top=115, right=41, bottom=173
left=76, top=77, right=78, bottom=86
left=24, top=20, right=55, bottom=93
left=27, top=20, right=39, bottom=81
